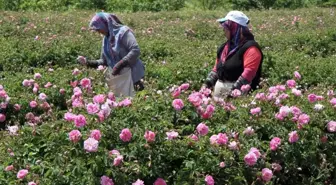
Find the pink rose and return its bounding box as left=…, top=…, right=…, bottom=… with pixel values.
left=44, top=82, right=52, bottom=88
left=74, top=114, right=87, bottom=128
left=249, top=147, right=261, bottom=158
left=38, top=93, right=47, bottom=101
left=250, top=107, right=261, bottom=115
left=217, top=133, right=228, bottom=145
left=241, top=84, right=251, bottom=92
left=172, top=99, right=184, bottom=111
left=291, top=88, right=302, bottom=96
left=276, top=85, right=286, bottom=91
left=243, top=126, right=254, bottom=136
left=17, top=169, right=28, bottom=179
left=109, top=149, right=120, bottom=157
left=219, top=162, right=226, bottom=168
left=118, top=98, right=132, bottom=107
left=132, top=179, right=145, bottom=185
left=244, top=152, right=258, bottom=166
left=0, top=113, right=6, bottom=122
left=196, top=123, right=209, bottom=136
left=228, top=141, right=239, bottom=151
left=90, top=130, right=102, bottom=141
left=231, top=89, right=242, bottom=97
left=180, top=83, right=190, bottom=91
left=64, top=112, right=76, bottom=122
left=22, top=79, right=30, bottom=87
left=84, top=138, right=99, bottom=152
left=72, top=68, right=80, bottom=76
left=330, top=98, right=336, bottom=107
left=29, top=101, right=38, bottom=108
left=201, top=104, right=215, bottom=119
left=107, top=92, right=116, bottom=101
left=100, top=176, right=114, bottom=185
left=154, top=178, right=167, bottom=185
left=86, top=103, right=100, bottom=114
left=308, top=94, right=317, bottom=103
left=97, top=65, right=105, bottom=71
left=14, top=104, right=21, bottom=111
left=327, top=121, right=336, bottom=132
left=93, top=94, right=106, bottom=104
left=297, top=114, right=310, bottom=126
left=113, top=155, right=123, bottom=166
left=294, top=71, right=301, bottom=79
left=279, top=106, right=291, bottom=117
left=205, top=175, right=215, bottom=185
left=278, top=93, right=289, bottom=100
left=34, top=73, right=42, bottom=79
left=119, top=128, right=132, bottom=142
left=290, top=106, right=302, bottom=116
left=210, top=135, right=218, bottom=145
left=59, top=88, right=65, bottom=95
left=255, top=93, right=266, bottom=100
left=5, top=165, right=14, bottom=171
left=270, top=137, right=281, bottom=151
left=272, top=163, right=282, bottom=172
left=286, top=79, right=296, bottom=88
left=189, top=134, right=199, bottom=142
left=69, top=130, right=81, bottom=143
left=261, top=168, right=273, bottom=182
left=171, top=88, right=181, bottom=98
left=28, top=182, right=37, bottom=185
left=80, top=78, right=91, bottom=89
left=327, top=90, right=334, bottom=97
left=188, top=92, right=203, bottom=107
left=0, top=90, right=7, bottom=99
left=166, top=131, right=178, bottom=140
left=288, top=131, right=299, bottom=143
left=144, top=130, right=156, bottom=143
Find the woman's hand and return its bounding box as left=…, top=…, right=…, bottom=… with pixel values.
left=77, top=56, right=87, bottom=65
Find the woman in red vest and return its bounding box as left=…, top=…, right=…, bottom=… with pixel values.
left=204, top=11, right=263, bottom=98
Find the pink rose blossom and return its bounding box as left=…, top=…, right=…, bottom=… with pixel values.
left=97, top=111, right=105, bottom=122
left=86, top=103, right=100, bottom=114
left=28, top=181, right=36, bottom=185
left=294, top=71, right=301, bottom=79
left=276, top=85, right=286, bottom=91
left=80, top=78, right=91, bottom=89
left=308, top=94, right=317, bottom=103
left=249, top=147, right=261, bottom=158
left=189, top=134, right=199, bottom=142
left=107, top=92, right=116, bottom=101
left=100, top=176, right=114, bottom=185
left=44, top=82, right=52, bottom=88
left=90, top=130, right=102, bottom=141
left=255, top=93, right=266, bottom=101
left=119, top=128, right=132, bottom=142
left=17, top=169, right=28, bottom=179
left=72, top=68, right=80, bottom=75
left=270, top=137, right=281, bottom=151
left=243, top=126, right=255, bottom=136
left=231, top=89, right=242, bottom=97
left=327, top=90, right=334, bottom=97
left=330, top=98, right=336, bottom=107
left=113, top=155, right=123, bottom=166
left=267, top=93, right=277, bottom=101
left=34, top=73, right=42, bottom=79
left=228, top=141, right=239, bottom=150
left=188, top=92, right=203, bottom=107
left=0, top=90, right=7, bottom=98
left=288, top=131, right=299, bottom=143
left=219, top=162, right=226, bottom=168
left=97, top=65, right=105, bottom=71
left=8, top=125, right=19, bottom=135
left=210, top=135, right=218, bottom=145
left=241, top=84, right=251, bottom=92
left=205, top=175, right=215, bottom=185
left=244, top=152, right=258, bottom=166
left=272, top=163, right=282, bottom=172
left=286, top=79, right=296, bottom=88
left=172, top=99, right=184, bottom=111
left=154, top=178, right=167, bottom=185
left=297, top=114, right=310, bottom=126
left=180, top=83, right=190, bottom=91
left=201, top=104, right=215, bottom=119
left=217, top=133, right=228, bottom=145
left=261, top=168, right=273, bottom=182
left=118, top=98, right=132, bottom=107
left=279, top=106, right=291, bottom=117
left=38, top=93, right=47, bottom=101
left=22, top=79, right=30, bottom=87
left=132, top=179, right=145, bottom=185
left=171, top=88, right=181, bottom=98
left=93, top=94, right=106, bottom=104
left=250, top=107, right=261, bottom=115
left=291, top=88, right=302, bottom=96
left=69, top=130, right=81, bottom=143
left=278, top=93, right=289, bottom=100
left=290, top=106, right=302, bottom=116
left=200, top=87, right=212, bottom=97
left=109, top=149, right=120, bottom=157
left=316, top=95, right=324, bottom=101
left=29, top=101, right=38, bottom=108
left=84, top=138, right=99, bottom=152
left=5, top=165, right=14, bottom=171
left=327, top=121, right=336, bottom=132
left=74, top=114, right=87, bottom=128
left=166, top=131, right=178, bottom=140
left=64, top=112, right=76, bottom=122
left=196, top=123, right=209, bottom=136
left=33, top=87, right=38, bottom=94
left=0, top=113, right=6, bottom=122
left=58, top=88, right=65, bottom=95
left=144, top=130, right=156, bottom=142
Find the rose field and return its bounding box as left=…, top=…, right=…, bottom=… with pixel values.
left=0, top=7, right=336, bottom=185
